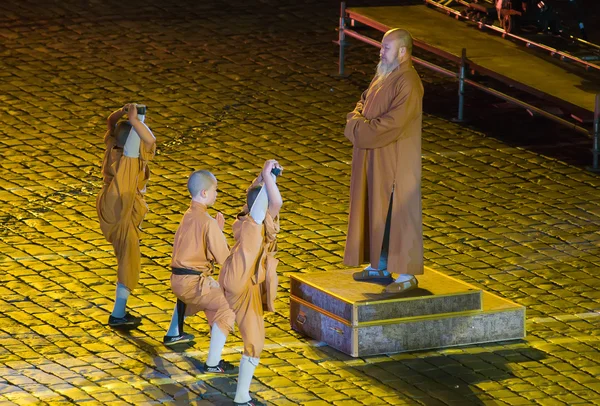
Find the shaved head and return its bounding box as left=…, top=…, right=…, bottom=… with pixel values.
left=383, top=28, right=413, bottom=55
left=188, top=170, right=217, bottom=198
left=377, top=28, right=414, bottom=78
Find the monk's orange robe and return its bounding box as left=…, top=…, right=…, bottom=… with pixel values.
left=170, top=201, right=235, bottom=335
left=219, top=210, right=279, bottom=358
left=96, top=128, right=156, bottom=291
left=344, top=60, right=424, bottom=276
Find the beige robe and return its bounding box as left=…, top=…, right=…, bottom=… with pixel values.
left=96, top=128, right=156, bottom=291
left=344, top=61, right=424, bottom=276
left=219, top=211, right=279, bottom=358
left=170, top=201, right=235, bottom=335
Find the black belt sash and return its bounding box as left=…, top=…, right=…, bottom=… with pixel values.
left=171, top=267, right=205, bottom=276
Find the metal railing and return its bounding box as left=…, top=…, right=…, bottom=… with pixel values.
left=424, top=0, right=600, bottom=72
left=337, top=2, right=600, bottom=170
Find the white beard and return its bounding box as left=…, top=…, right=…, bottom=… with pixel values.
left=376, top=59, right=399, bottom=80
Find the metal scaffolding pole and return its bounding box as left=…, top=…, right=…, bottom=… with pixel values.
left=587, top=94, right=600, bottom=172
left=338, top=2, right=347, bottom=76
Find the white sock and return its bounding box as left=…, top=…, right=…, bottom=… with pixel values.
left=394, top=274, right=414, bottom=283
left=123, top=127, right=141, bottom=158
left=234, top=355, right=259, bottom=403
left=249, top=185, right=268, bottom=225
left=166, top=302, right=180, bottom=337
left=206, top=324, right=228, bottom=366
left=111, top=283, right=129, bottom=318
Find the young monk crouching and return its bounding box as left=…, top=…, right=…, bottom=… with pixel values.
left=219, top=159, right=283, bottom=406
left=164, top=169, right=237, bottom=373
left=97, top=103, right=155, bottom=328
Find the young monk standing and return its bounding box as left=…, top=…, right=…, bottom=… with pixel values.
left=97, top=103, right=156, bottom=328
left=219, top=159, right=282, bottom=406
left=163, top=169, right=236, bottom=373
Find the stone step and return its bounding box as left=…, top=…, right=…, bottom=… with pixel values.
left=290, top=267, right=525, bottom=357
left=290, top=267, right=483, bottom=324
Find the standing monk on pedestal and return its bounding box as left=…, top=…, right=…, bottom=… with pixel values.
left=344, top=29, right=424, bottom=294
left=97, top=104, right=156, bottom=327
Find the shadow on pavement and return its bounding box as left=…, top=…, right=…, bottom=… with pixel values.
left=114, top=329, right=238, bottom=405
left=349, top=345, right=545, bottom=405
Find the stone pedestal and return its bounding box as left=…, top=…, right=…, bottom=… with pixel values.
left=290, top=268, right=525, bottom=357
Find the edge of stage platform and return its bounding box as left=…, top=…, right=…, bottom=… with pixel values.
left=289, top=267, right=526, bottom=357
left=290, top=268, right=484, bottom=323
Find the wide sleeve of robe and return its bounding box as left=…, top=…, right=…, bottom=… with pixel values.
left=206, top=218, right=231, bottom=266
left=260, top=212, right=279, bottom=312
left=345, top=72, right=422, bottom=150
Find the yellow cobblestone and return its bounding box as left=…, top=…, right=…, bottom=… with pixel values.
left=0, top=0, right=600, bottom=405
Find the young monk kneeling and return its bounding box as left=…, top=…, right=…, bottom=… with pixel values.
left=164, top=169, right=236, bottom=373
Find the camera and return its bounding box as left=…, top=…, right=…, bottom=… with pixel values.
left=271, top=167, right=282, bottom=176
left=125, top=104, right=147, bottom=115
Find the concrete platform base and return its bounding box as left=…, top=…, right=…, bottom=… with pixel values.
left=290, top=268, right=525, bottom=357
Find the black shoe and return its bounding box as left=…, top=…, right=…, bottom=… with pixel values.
left=108, top=313, right=141, bottom=328
left=163, top=333, right=195, bottom=346
left=234, top=399, right=266, bottom=406
left=204, top=359, right=237, bottom=374
left=353, top=268, right=392, bottom=282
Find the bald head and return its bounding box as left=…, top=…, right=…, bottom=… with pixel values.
left=377, top=28, right=413, bottom=77
left=188, top=170, right=217, bottom=199
left=383, top=28, right=413, bottom=55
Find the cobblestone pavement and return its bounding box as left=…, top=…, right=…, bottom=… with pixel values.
left=1, top=0, right=600, bottom=405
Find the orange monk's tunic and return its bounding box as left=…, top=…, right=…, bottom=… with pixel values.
left=219, top=210, right=279, bottom=358
left=96, top=128, right=156, bottom=291
left=344, top=61, right=424, bottom=276
left=170, top=201, right=235, bottom=334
